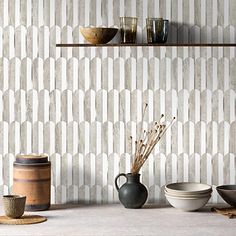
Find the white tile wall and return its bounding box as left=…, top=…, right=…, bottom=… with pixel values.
left=0, top=0, right=235, bottom=204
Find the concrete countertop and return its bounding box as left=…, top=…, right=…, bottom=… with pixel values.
left=0, top=204, right=235, bottom=236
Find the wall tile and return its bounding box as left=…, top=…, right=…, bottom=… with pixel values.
left=0, top=0, right=235, bottom=204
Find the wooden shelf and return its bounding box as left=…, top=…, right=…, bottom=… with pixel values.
left=56, top=43, right=236, bottom=47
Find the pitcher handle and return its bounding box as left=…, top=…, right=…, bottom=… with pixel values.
left=115, top=173, right=127, bottom=191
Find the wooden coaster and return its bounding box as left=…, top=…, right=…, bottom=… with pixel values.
left=0, top=215, right=47, bottom=225
left=211, top=207, right=236, bottom=219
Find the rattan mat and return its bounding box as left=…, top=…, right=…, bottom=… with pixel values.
left=211, top=207, right=236, bottom=219
left=0, top=215, right=47, bottom=225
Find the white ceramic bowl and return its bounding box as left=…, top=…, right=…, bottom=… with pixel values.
left=165, top=182, right=212, bottom=195
left=164, top=189, right=211, bottom=198
left=165, top=193, right=211, bottom=211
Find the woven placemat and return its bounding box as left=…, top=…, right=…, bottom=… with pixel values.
left=211, top=207, right=236, bottom=219
left=0, top=215, right=47, bottom=225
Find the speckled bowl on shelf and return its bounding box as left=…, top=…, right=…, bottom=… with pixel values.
left=80, top=27, right=118, bottom=44
left=3, top=195, right=26, bottom=218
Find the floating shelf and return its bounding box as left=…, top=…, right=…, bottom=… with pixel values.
left=56, top=43, right=236, bottom=47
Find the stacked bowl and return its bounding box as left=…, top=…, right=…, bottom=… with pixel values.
left=165, top=182, right=212, bottom=211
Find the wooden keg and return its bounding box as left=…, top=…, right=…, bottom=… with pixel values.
left=13, top=154, right=51, bottom=211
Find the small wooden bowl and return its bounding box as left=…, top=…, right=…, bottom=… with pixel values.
left=80, top=27, right=118, bottom=44
left=3, top=195, right=26, bottom=218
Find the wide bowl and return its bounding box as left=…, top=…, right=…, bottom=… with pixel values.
left=165, top=182, right=212, bottom=195
left=80, top=27, right=118, bottom=44
left=164, top=189, right=211, bottom=198
left=165, top=193, right=211, bottom=211
left=3, top=195, right=26, bottom=218
left=216, top=185, right=236, bottom=207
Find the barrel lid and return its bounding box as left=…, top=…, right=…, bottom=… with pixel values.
left=15, top=154, right=48, bottom=164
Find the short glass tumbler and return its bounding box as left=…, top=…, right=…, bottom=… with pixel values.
left=120, top=17, right=138, bottom=43
left=146, top=18, right=169, bottom=43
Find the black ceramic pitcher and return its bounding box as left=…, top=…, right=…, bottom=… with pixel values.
left=115, top=173, right=148, bottom=208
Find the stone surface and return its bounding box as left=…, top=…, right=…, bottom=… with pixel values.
left=0, top=204, right=235, bottom=236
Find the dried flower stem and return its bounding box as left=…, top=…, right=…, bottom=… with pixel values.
left=130, top=110, right=176, bottom=175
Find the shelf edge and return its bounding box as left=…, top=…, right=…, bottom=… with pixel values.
left=56, top=43, right=236, bottom=47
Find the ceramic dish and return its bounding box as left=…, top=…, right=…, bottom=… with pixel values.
left=164, top=189, right=211, bottom=198
left=165, top=182, right=212, bottom=195
left=216, top=185, right=236, bottom=207
left=165, top=193, right=211, bottom=211
left=80, top=27, right=118, bottom=44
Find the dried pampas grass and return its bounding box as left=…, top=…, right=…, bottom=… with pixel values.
left=130, top=103, right=175, bottom=175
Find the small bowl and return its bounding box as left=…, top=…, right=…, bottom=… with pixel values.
left=80, top=27, right=118, bottom=44
left=165, top=182, right=212, bottom=195
left=3, top=195, right=26, bottom=218
left=216, top=185, right=236, bottom=207
left=164, top=189, right=211, bottom=198
left=165, top=193, right=211, bottom=211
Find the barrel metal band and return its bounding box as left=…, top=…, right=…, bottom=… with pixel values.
left=14, top=163, right=51, bottom=168
left=25, top=203, right=50, bottom=211
left=13, top=178, right=50, bottom=182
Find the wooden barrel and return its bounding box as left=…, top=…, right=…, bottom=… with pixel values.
left=13, top=154, right=51, bottom=211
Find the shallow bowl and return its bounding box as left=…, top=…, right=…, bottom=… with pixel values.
left=80, top=27, right=118, bottom=44
left=165, top=193, right=211, bottom=211
left=216, top=185, right=236, bottom=207
left=165, top=182, right=212, bottom=195
left=3, top=195, right=26, bottom=218
left=164, top=189, right=212, bottom=198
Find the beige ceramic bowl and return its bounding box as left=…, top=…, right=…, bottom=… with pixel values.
left=80, top=27, right=118, bottom=44
left=165, top=182, right=212, bottom=195
left=165, top=192, right=211, bottom=211
left=3, top=195, right=26, bottom=218
left=164, top=189, right=211, bottom=198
